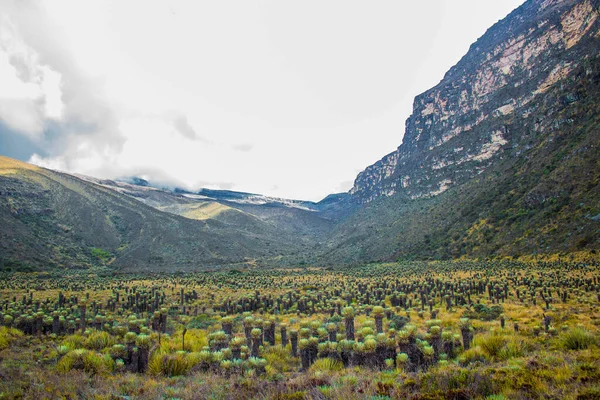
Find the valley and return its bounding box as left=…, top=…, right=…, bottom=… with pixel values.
left=2, top=0, right=599, bottom=274
left=0, top=0, right=599, bottom=398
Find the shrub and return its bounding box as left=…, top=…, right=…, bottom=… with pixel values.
left=464, top=304, right=504, bottom=321
left=476, top=334, right=507, bottom=359
left=189, top=314, right=218, bottom=330
left=57, top=349, right=114, bottom=375
left=458, top=347, right=489, bottom=366
left=0, top=326, right=21, bottom=350
left=90, top=247, right=112, bottom=262
left=84, top=331, right=114, bottom=350
left=148, top=350, right=192, bottom=376
left=560, top=328, right=596, bottom=350
left=309, top=358, right=343, bottom=373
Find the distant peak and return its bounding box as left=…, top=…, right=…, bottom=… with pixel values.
left=120, top=177, right=150, bottom=187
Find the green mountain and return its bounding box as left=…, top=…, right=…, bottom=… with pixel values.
left=0, top=157, right=324, bottom=272
left=76, top=176, right=336, bottom=241
left=1, top=0, right=599, bottom=272
left=320, top=0, right=600, bottom=263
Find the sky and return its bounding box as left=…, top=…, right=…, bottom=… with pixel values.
left=0, top=0, right=525, bottom=201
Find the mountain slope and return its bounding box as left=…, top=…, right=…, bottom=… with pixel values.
left=78, top=177, right=338, bottom=240
left=2, top=0, right=599, bottom=272
left=0, top=157, right=310, bottom=272
left=321, top=0, right=600, bottom=263
left=351, top=0, right=599, bottom=202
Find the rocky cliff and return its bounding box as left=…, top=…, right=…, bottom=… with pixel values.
left=350, top=0, right=600, bottom=203
left=320, top=0, right=600, bottom=263
left=2, top=0, right=599, bottom=272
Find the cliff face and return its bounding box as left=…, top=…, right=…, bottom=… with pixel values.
left=350, top=0, right=600, bottom=203
left=319, top=0, right=600, bottom=263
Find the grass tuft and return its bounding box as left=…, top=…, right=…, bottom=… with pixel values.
left=309, top=358, right=344, bottom=373
left=559, top=328, right=596, bottom=351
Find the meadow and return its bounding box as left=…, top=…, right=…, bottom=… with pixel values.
left=0, top=260, right=599, bottom=399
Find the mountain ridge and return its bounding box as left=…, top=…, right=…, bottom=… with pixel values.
left=350, top=0, right=599, bottom=203
left=323, top=0, right=600, bottom=263
left=1, top=0, right=599, bottom=272
left=0, top=156, right=321, bottom=272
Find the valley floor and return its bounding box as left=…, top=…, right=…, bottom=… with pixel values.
left=0, top=260, right=599, bottom=399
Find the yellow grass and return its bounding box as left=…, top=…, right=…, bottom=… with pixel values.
left=0, top=156, right=40, bottom=176
left=178, top=202, right=233, bottom=220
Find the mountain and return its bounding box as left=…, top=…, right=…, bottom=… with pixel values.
left=321, top=0, right=600, bottom=263
left=184, top=188, right=317, bottom=211
left=0, top=157, right=321, bottom=272
left=77, top=177, right=339, bottom=240
left=1, top=0, right=599, bottom=272
left=351, top=0, right=599, bottom=202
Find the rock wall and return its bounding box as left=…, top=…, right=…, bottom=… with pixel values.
left=350, top=0, right=600, bottom=203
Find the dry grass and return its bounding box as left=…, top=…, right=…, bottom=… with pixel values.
left=0, top=156, right=40, bottom=176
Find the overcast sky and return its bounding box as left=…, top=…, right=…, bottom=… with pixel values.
left=0, top=0, right=525, bottom=201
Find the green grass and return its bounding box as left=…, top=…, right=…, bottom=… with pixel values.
left=560, top=328, right=597, bottom=351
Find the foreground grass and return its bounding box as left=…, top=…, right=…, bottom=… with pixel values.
left=1, top=260, right=599, bottom=399
left=2, top=341, right=600, bottom=399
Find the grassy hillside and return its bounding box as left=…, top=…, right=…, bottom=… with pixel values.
left=81, top=176, right=336, bottom=244
left=2, top=44, right=599, bottom=271
left=0, top=157, right=309, bottom=272
left=320, top=59, right=600, bottom=264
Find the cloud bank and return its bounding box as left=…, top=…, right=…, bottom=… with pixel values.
left=0, top=0, right=525, bottom=201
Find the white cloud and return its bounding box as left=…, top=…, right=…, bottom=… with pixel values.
left=232, top=143, right=254, bottom=152
left=0, top=99, right=42, bottom=136
left=39, top=65, right=63, bottom=119
left=29, top=153, right=66, bottom=171
left=2, top=0, right=525, bottom=201
left=0, top=14, right=63, bottom=137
